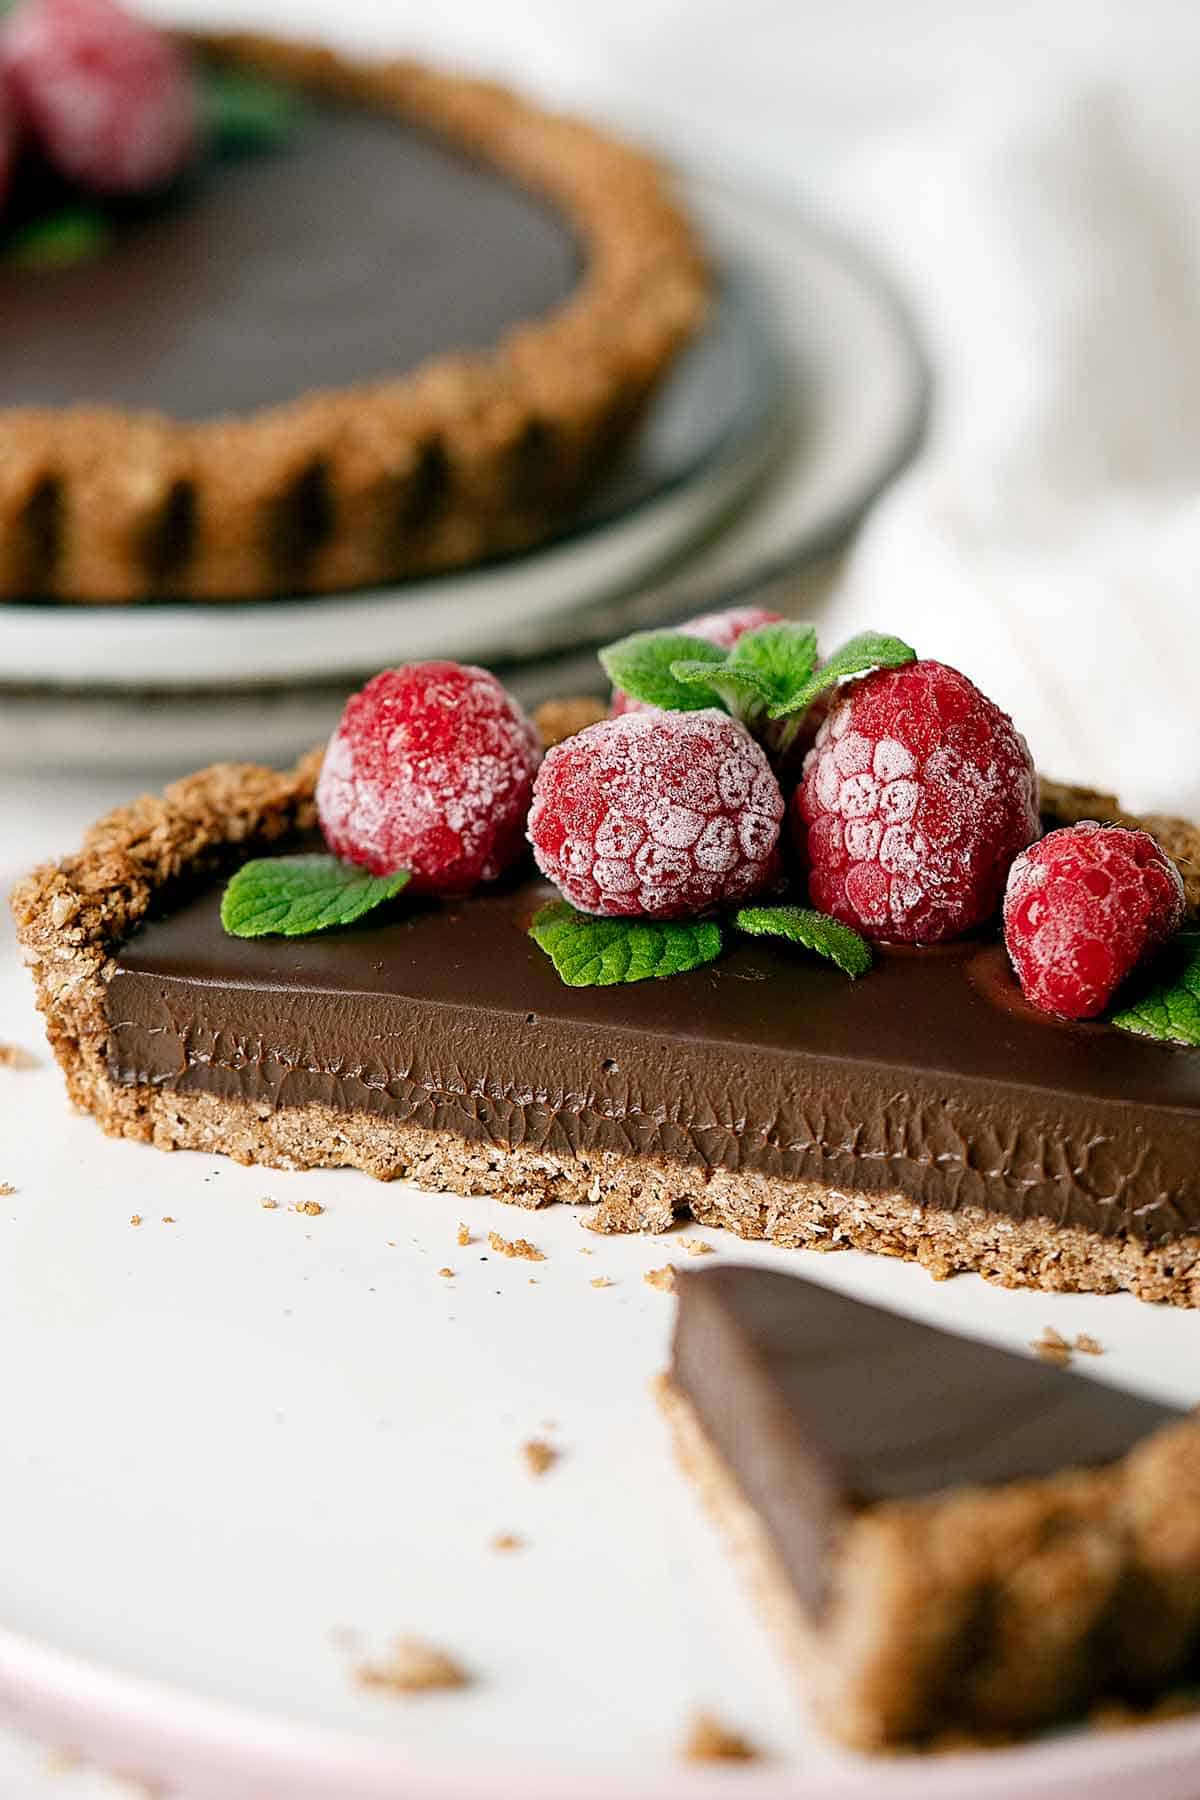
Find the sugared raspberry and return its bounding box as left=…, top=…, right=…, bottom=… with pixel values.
left=794, top=659, right=1038, bottom=943
left=528, top=709, right=784, bottom=920
left=1, top=0, right=198, bottom=195
left=317, top=662, right=541, bottom=895
left=1003, top=824, right=1184, bottom=1020
left=610, top=605, right=783, bottom=716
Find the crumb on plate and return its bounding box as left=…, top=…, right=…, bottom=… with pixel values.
left=488, top=1230, right=544, bottom=1262
left=682, top=1711, right=759, bottom=1762
left=354, top=1636, right=470, bottom=1695
left=1031, top=1325, right=1072, bottom=1366
left=522, top=1438, right=558, bottom=1477
left=645, top=1264, right=677, bottom=1293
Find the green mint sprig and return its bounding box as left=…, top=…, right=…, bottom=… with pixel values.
left=733, top=906, right=873, bottom=977
left=672, top=623, right=819, bottom=727
left=528, top=901, right=722, bottom=986
left=599, top=620, right=916, bottom=747
left=221, top=855, right=410, bottom=938
left=598, top=632, right=726, bottom=714
left=528, top=897, right=873, bottom=988
left=1109, top=931, right=1200, bottom=1047
left=5, top=207, right=113, bottom=270
left=200, top=68, right=304, bottom=155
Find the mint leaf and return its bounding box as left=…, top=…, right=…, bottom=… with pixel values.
left=1110, top=931, right=1200, bottom=1046
left=769, top=631, right=916, bottom=721
left=673, top=622, right=820, bottom=725
left=600, top=632, right=727, bottom=713
left=6, top=207, right=113, bottom=269
left=201, top=68, right=304, bottom=154
left=724, top=622, right=819, bottom=701
left=734, top=905, right=873, bottom=977
left=529, top=900, right=722, bottom=986
left=221, top=855, right=410, bottom=938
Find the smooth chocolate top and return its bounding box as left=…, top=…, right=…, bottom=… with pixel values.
left=105, top=864, right=1200, bottom=1242
left=670, top=1265, right=1182, bottom=1616
left=0, top=103, right=580, bottom=420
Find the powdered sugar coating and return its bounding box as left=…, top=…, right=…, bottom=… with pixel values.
left=1, top=0, right=197, bottom=195
left=609, top=604, right=784, bottom=716
left=317, top=662, right=541, bottom=893
left=528, top=709, right=784, bottom=919
left=795, top=659, right=1039, bottom=943
left=1004, top=823, right=1185, bottom=1019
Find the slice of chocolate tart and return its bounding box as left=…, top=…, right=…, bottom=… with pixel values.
left=661, top=1263, right=1200, bottom=1749
left=10, top=744, right=1200, bottom=1305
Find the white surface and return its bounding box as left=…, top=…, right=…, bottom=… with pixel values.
left=0, top=177, right=921, bottom=694
left=2, top=776, right=1200, bottom=1800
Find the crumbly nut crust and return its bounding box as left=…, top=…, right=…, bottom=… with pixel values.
left=0, top=33, right=708, bottom=604
left=531, top=695, right=608, bottom=749
left=11, top=744, right=1200, bottom=1306
left=657, top=1376, right=1200, bottom=1750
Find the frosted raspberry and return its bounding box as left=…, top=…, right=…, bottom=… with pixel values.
left=1, top=0, right=198, bottom=196
left=794, top=659, right=1038, bottom=944
left=610, top=605, right=783, bottom=716
left=1003, top=824, right=1184, bottom=1020
left=528, top=709, right=784, bottom=920
left=317, top=663, right=541, bottom=895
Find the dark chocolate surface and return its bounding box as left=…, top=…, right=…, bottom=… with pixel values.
left=105, top=865, right=1200, bottom=1242
left=0, top=102, right=580, bottom=420
left=670, top=1265, right=1182, bottom=1616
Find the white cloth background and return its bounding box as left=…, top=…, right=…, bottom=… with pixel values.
left=162, top=0, right=1200, bottom=816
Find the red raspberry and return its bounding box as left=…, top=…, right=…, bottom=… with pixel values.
left=1, top=0, right=198, bottom=196
left=794, top=659, right=1038, bottom=943
left=528, top=709, right=784, bottom=920
left=610, top=604, right=783, bottom=716
left=1004, top=824, right=1184, bottom=1020
left=317, top=663, right=541, bottom=895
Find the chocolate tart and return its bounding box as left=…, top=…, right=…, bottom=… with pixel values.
left=0, top=33, right=707, bottom=603
left=661, top=1265, right=1200, bottom=1749
left=11, top=720, right=1200, bottom=1305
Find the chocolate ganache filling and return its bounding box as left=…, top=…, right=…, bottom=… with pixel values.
left=105, top=865, right=1200, bottom=1241
left=0, top=99, right=580, bottom=420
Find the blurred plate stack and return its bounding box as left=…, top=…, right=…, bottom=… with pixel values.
left=0, top=176, right=926, bottom=772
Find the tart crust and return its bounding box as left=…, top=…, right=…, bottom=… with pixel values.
left=10, top=731, right=1200, bottom=1305
left=657, top=1374, right=1200, bottom=1749
left=0, top=33, right=708, bottom=604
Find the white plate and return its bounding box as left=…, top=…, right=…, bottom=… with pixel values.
left=1, top=784, right=1199, bottom=1800
left=0, top=173, right=923, bottom=692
